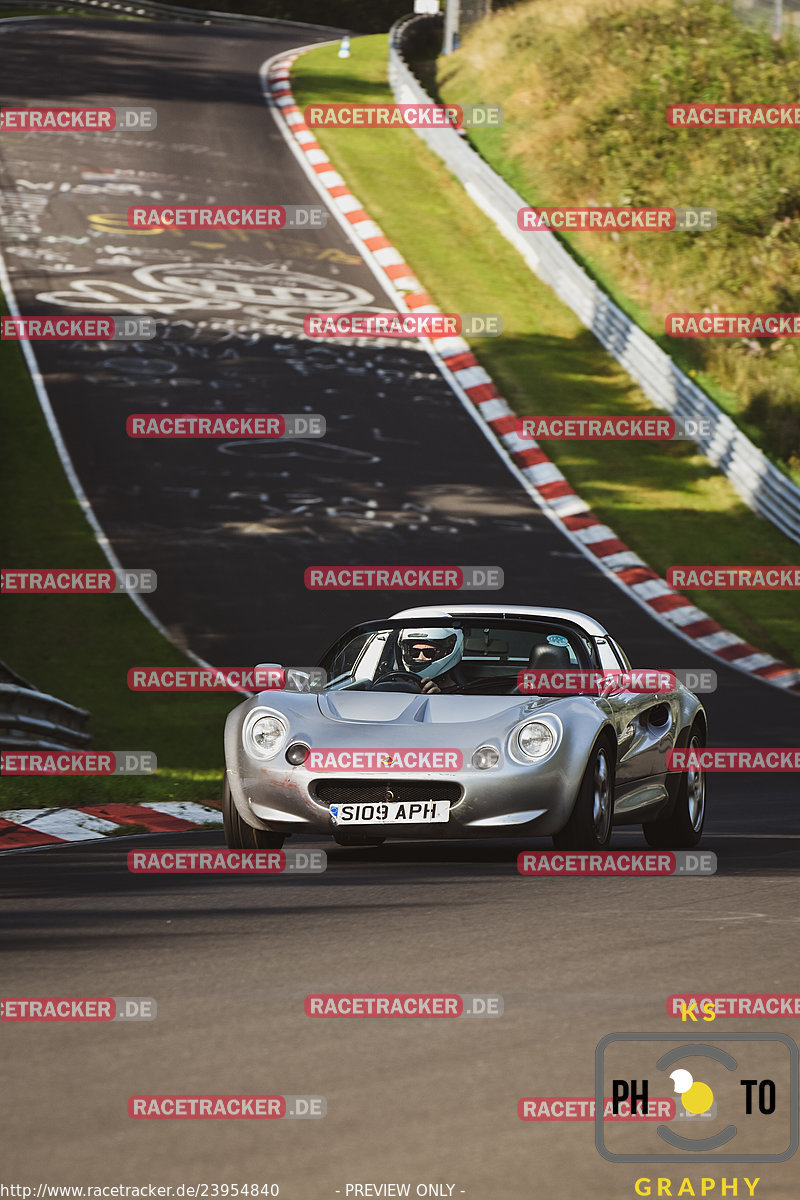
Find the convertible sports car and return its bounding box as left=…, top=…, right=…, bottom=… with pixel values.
left=223, top=606, right=707, bottom=851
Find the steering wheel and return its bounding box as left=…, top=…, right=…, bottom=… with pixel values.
left=372, top=670, right=425, bottom=691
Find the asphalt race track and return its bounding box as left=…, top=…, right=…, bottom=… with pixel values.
left=2, top=830, right=800, bottom=1197
left=2, top=17, right=800, bottom=1200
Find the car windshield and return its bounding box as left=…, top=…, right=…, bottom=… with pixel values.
left=318, top=617, right=595, bottom=695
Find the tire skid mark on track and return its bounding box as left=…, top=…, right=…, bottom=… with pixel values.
left=264, top=49, right=800, bottom=697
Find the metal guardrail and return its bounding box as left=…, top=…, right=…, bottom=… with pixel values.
left=0, top=658, right=36, bottom=689
left=5, top=0, right=347, bottom=34
left=389, top=15, right=800, bottom=547
left=0, top=672, right=91, bottom=751
left=733, top=0, right=800, bottom=38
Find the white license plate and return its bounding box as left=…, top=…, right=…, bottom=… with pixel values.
left=329, top=800, right=450, bottom=826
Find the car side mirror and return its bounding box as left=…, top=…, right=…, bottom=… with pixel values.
left=253, top=665, right=327, bottom=693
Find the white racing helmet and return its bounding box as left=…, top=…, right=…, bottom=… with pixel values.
left=398, top=627, right=464, bottom=680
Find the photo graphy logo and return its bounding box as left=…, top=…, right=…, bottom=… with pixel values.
left=595, top=1032, right=799, bottom=1162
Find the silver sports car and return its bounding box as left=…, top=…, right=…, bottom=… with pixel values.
left=223, top=606, right=707, bottom=851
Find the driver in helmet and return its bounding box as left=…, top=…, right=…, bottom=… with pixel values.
left=398, top=627, right=465, bottom=694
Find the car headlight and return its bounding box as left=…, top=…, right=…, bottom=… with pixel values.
left=517, top=721, right=556, bottom=760
left=285, top=742, right=309, bottom=766
left=246, top=713, right=287, bottom=759
left=472, top=745, right=500, bottom=770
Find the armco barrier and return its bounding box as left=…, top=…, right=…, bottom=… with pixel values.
left=5, top=0, right=346, bottom=34
left=389, top=15, right=800, bottom=547
left=0, top=662, right=90, bottom=751
left=0, top=686, right=91, bottom=750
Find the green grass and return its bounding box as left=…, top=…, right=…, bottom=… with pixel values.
left=435, top=0, right=800, bottom=478
left=292, top=37, right=800, bottom=665
left=0, top=297, right=234, bottom=811
left=0, top=770, right=224, bottom=810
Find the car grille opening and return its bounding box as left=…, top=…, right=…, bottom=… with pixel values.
left=313, top=780, right=463, bottom=808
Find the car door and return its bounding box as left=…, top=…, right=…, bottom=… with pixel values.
left=593, top=636, right=675, bottom=791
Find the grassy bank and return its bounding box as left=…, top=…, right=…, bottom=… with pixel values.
left=433, top=0, right=800, bottom=478
left=0, top=300, right=232, bottom=810
left=292, top=36, right=800, bottom=666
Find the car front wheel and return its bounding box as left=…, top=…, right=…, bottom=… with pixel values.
left=552, top=740, right=614, bottom=851
left=222, top=776, right=285, bottom=850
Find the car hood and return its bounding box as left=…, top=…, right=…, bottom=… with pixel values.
left=316, top=691, right=550, bottom=725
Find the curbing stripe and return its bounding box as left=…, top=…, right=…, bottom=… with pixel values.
left=264, top=50, right=800, bottom=696
left=0, top=818, right=62, bottom=849
left=0, top=802, right=222, bottom=851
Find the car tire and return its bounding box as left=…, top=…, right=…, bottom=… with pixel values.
left=222, top=776, right=285, bottom=850
left=643, top=724, right=706, bottom=849
left=552, top=739, right=614, bottom=851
